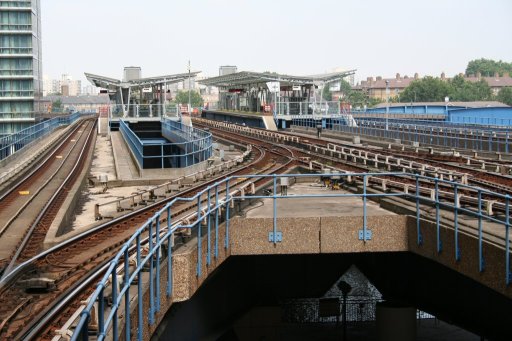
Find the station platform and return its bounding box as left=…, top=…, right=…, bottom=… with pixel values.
left=202, top=110, right=278, bottom=131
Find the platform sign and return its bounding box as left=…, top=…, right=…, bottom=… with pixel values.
left=266, top=81, right=280, bottom=93
left=142, top=87, right=152, bottom=93
left=292, top=85, right=301, bottom=91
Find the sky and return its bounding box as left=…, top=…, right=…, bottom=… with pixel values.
left=41, top=0, right=512, bottom=85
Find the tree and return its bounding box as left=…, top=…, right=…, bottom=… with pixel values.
left=449, top=75, right=492, bottom=101
left=335, top=79, right=353, bottom=101
left=174, top=90, right=203, bottom=107
left=345, top=90, right=381, bottom=108
left=322, top=84, right=332, bottom=101
left=52, top=99, right=62, bottom=112
left=465, top=58, right=512, bottom=77
left=400, top=77, right=452, bottom=102
left=497, top=87, right=512, bottom=106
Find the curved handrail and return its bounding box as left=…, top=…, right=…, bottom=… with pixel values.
left=71, top=172, right=511, bottom=341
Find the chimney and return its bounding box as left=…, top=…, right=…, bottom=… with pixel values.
left=476, top=71, right=481, bottom=79
left=376, top=76, right=382, bottom=81
left=414, top=73, right=419, bottom=80
left=396, top=73, right=401, bottom=80
left=494, top=72, right=499, bottom=78
left=367, top=77, right=373, bottom=83
left=441, top=72, right=445, bottom=80
left=404, top=75, right=409, bottom=79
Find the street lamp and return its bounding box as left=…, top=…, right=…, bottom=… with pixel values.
left=188, top=60, right=191, bottom=114
left=385, top=80, right=390, bottom=130
left=445, top=96, right=450, bottom=121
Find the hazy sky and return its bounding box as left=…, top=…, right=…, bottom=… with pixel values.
left=41, top=0, right=512, bottom=84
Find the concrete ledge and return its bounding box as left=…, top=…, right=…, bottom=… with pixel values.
left=127, top=213, right=511, bottom=341
left=321, top=215, right=409, bottom=253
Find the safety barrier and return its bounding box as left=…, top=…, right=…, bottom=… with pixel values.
left=292, top=118, right=511, bottom=153
left=0, top=111, right=84, bottom=161
left=118, top=118, right=213, bottom=169
left=70, top=172, right=511, bottom=341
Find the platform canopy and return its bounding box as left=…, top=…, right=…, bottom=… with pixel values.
left=198, top=70, right=356, bottom=88
left=85, top=71, right=201, bottom=91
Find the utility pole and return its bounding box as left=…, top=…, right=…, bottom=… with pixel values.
left=188, top=60, right=191, bottom=114
left=385, top=80, right=390, bottom=131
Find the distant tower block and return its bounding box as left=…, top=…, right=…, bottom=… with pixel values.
left=124, top=66, right=142, bottom=82
left=219, top=65, right=237, bottom=76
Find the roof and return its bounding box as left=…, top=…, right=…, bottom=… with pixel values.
left=199, top=70, right=356, bottom=88
left=466, top=76, right=512, bottom=87
left=373, top=101, right=510, bottom=109
left=354, top=77, right=415, bottom=90
left=42, top=95, right=110, bottom=105
left=355, top=75, right=512, bottom=90
left=85, top=71, right=201, bottom=90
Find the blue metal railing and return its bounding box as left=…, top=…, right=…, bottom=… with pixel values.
left=292, top=117, right=511, bottom=153
left=0, top=112, right=83, bottom=161
left=118, top=118, right=213, bottom=169
left=71, top=172, right=511, bottom=341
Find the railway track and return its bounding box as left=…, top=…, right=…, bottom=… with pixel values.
left=2, top=117, right=510, bottom=340
left=194, top=118, right=512, bottom=210
left=0, top=128, right=298, bottom=340
left=288, top=126, right=512, bottom=192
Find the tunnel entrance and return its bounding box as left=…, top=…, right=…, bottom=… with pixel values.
left=153, top=253, right=510, bottom=340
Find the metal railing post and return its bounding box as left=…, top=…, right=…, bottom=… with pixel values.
left=273, top=175, right=277, bottom=244
left=124, top=248, right=131, bottom=340
left=478, top=190, right=484, bottom=272
left=207, top=188, right=211, bottom=265
left=148, top=220, right=155, bottom=325
left=81, top=313, right=90, bottom=341
left=98, top=285, right=105, bottom=337
left=167, top=206, right=173, bottom=297
left=197, top=196, right=202, bottom=276
left=155, top=216, right=161, bottom=311
left=363, top=174, right=368, bottom=242
left=137, top=234, right=143, bottom=340
left=112, top=269, right=118, bottom=341
left=215, top=185, right=219, bottom=259
left=435, top=179, right=442, bottom=253
left=506, top=196, right=511, bottom=285
left=416, top=175, right=422, bottom=245
left=225, top=179, right=230, bottom=248
left=454, top=183, right=460, bottom=261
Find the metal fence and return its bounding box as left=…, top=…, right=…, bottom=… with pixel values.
left=0, top=111, right=82, bottom=161
left=71, top=172, right=511, bottom=341
left=292, top=117, right=511, bottom=153
left=118, top=118, right=213, bottom=169
left=282, top=298, right=380, bottom=323
left=109, top=104, right=180, bottom=120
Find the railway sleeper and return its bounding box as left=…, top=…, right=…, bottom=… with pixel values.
left=18, top=277, right=56, bottom=292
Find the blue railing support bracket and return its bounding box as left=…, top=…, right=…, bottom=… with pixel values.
left=358, top=229, right=372, bottom=240
left=268, top=231, right=282, bottom=242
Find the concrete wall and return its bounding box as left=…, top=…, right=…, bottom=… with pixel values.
left=127, top=214, right=511, bottom=341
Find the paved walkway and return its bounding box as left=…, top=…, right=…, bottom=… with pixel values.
left=111, top=131, right=140, bottom=180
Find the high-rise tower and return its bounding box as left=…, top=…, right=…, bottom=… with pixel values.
left=0, top=0, right=42, bottom=136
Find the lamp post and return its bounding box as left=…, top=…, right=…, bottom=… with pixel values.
left=445, top=96, right=450, bottom=122
left=385, top=80, right=390, bottom=130
left=188, top=60, right=191, bottom=114
left=337, top=280, right=352, bottom=340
